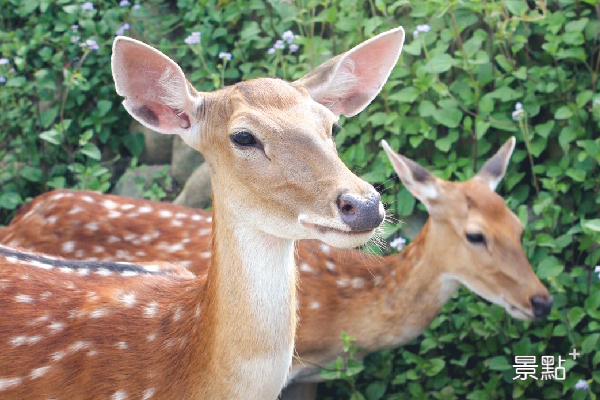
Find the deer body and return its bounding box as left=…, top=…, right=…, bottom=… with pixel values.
left=0, top=139, right=553, bottom=397
left=0, top=28, right=406, bottom=399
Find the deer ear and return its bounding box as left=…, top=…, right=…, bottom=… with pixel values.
left=473, top=137, right=516, bottom=191
left=111, top=36, right=203, bottom=149
left=294, top=27, right=405, bottom=117
left=381, top=140, right=439, bottom=209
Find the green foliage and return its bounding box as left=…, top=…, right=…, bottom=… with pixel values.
left=2, top=0, right=600, bottom=398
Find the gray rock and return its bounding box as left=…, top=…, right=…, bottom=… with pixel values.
left=112, top=165, right=174, bottom=199
left=173, top=163, right=212, bottom=209
left=171, top=136, right=204, bottom=185
left=131, top=121, right=174, bottom=165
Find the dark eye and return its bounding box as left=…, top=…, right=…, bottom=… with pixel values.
left=466, top=233, right=486, bottom=245
left=230, top=131, right=257, bottom=146
left=331, top=124, right=341, bottom=136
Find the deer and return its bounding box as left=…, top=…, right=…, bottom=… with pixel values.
left=0, top=137, right=553, bottom=400
left=0, top=27, right=407, bottom=399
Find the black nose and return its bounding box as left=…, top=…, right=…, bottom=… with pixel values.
left=530, top=295, right=553, bottom=318
left=337, top=191, right=384, bottom=231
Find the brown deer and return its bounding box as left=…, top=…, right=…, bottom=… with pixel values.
left=0, top=137, right=552, bottom=399
left=0, top=27, right=406, bottom=399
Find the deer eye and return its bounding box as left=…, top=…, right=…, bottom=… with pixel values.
left=230, top=131, right=257, bottom=147
left=466, top=233, right=486, bottom=245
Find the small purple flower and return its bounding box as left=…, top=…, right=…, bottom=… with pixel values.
left=119, top=0, right=130, bottom=6
left=575, top=380, right=588, bottom=390
left=116, top=23, right=130, bottom=36
left=595, top=265, right=600, bottom=279
left=267, top=47, right=276, bottom=55
left=184, top=31, right=201, bottom=45
left=218, top=52, right=232, bottom=61
left=0, top=58, right=8, bottom=65
left=71, top=36, right=81, bottom=43
left=0, top=77, right=6, bottom=83
left=390, top=237, right=406, bottom=252
left=71, top=24, right=79, bottom=31
left=133, top=4, right=141, bottom=10
left=417, top=24, right=431, bottom=33
left=512, top=102, right=525, bottom=121
left=274, top=39, right=285, bottom=50
left=81, top=39, right=99, bottom=51
left=289, top=44, right=299, bottom=53
left=282, top=30, right=294, bottom=44
left=82, top=2, right=94, bottom=11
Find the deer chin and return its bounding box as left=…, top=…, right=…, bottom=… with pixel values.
left=297, top=215, right=375, bottom=248
left=502, top=297, right=535, bottom=321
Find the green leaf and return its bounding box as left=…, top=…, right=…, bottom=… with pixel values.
left=582, top=334, right=600, bottom=354
left=536, top=256, right=564, bottom=279
left=423, top=358, right=445, bottom=376
left=96, top=100, right=113, bottom=117
left=39, top=130, right=62, bottom=145
left=20, top=166, right=44, bottom=182
left=488, top=356, right=511, bottom=371
left=6, top=77, right=26, bottom=87
left=396, top=187, right=416, bottom=216
left=565, top=18, right=589, bottom=32
left=554, top=106, right=573, bottom=120
left=435, top=130, right=459, bottom=152
left=0, top=192, right=23, bottom=210
left=583, top=219, right=600, bottom=232
left=433, top=107, right=463, bottom=128
left=350, top=392, right=366, bottom=400
left=419, top=100, right=436, bottom=117
left=475, top=120, right=491, bottom=139
left=80, top=143, right=102, bottom=160
left=569, top=307, right=586, bottom=328
left=365, top=381, right=386, bottom=400
left=388, top=87, right=420, bottom=103
left=424, top=54, right=458, bottom=74
left=505, top=0, right=527, bottom=15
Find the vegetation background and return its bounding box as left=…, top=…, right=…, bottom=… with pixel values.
left=1, top=0, right=599, bottom=398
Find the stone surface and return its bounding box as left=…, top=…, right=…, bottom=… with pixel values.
left=171, top=136, right=204, bottom=185
left=173, top=163, right=212, bottom=209
left=112, top=165, right=174, bottom=199
left=131, top=121, right=173, bottom=165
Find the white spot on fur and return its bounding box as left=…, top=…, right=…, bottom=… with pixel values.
left=142, top=388, right=155, bottom=399
left=40, top=291, right=52, bottom=300
left=121, top=203, right=135, bottom=210
left=51, top=351, right=65, bottom=361
left=374, top=275, right=383, bottom=285
left=48, top=322, right=64, bottom=333
left=0, top=377, right=22, bottom=391
left=195, top=305, right=201, bottom=317
left=107, top=235, right=120, bottom=243
left=309, top=301, right=320, bottom=309
left=173, top=307, right=183, bottom=321
left=147, top=333, right=157, bottom=342
left=69, top=341, right=91, bottom=352
left=11, top=335, right=43, bottom=346
left=88, top=350, right=98, bottom=356
left=85, top=222, right=99, bottom=231
left=112, top=390, right=127, bottom=400
left=121, top=270, right=138, bottom=277
left=116, top=249, right=130, bottom=259
left=68, top=206, right=84, bottom=215
left=103, top=199, right=118, bottom=209
left=199, top=228, right=211, bottom=236
left=336, top=278, right=349, bottom=288
left=199, top=251, right=211, bottom=259
left=28, top=314, right=49, bottom=326
left=325, top=261, right=335, bottom=272
left=159, top=209, right=173, bottom=218
left=96, top=268, right=113, bottom=276
left=144, top=302, right=158, bottom=318
left=175, top=212, right=188, bottom=218
left=15, top=294, right=34, bottom=303
left=180, top=260, right=192, bottom=268
left=59, top=267, right=73, bottom=274
left=320, top=244, right=330, bottom=254
left=117, top=292, right=136, bottom=307
left=81, top=195, right=94, bottom=203
left=135, top=250, right=147, bottom=257
left=62, top=241, right=76, bottom=253
left=30, top=366, right=51, bottom=379
left=78, top=268, right=90, bottom=276
left=351, top=277, right=365, bottom=289
left=124, top=234, right=136, bottom=242
left=47, top=216, right=58, bottom=225
left=206, top=217, right=212, bottom=222
left=93, top=245, right=105, bottom=253
left=108, top=210, right=122, bottom=219
left=143, top=265, right=160, bottom=272
left=140, top=234, right=153, bottom=242
left=90, top=308, right=108, bottom=318
left=299, top=263, right=314, bottom=273
left=191, top=215, right=201, bottom=221
left=171, top=219, right=183, bottom=227
left=138, top=206, right=153, bottom=213
left=116, top=341, right=129, bottom=350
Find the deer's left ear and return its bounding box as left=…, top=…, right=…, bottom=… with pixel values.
left=473, top=137, right=516, bottom=191
left=382, top=140, right=439, bottom=209
left=294, top=27, right=405, bottom=117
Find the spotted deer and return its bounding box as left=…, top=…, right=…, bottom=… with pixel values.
left=0, top=28, right=407, bottom=399
left=0, top=138, right=552, bottom=400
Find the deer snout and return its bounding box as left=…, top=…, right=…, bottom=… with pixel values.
left=336, top=191, right=384, bottom=231
left=530, top=294, right=553, bottom=318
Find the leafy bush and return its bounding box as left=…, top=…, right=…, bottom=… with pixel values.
left=2, top=0, right=599, bottom=398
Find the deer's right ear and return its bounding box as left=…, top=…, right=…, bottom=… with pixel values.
left=381, top=140, right=439, bottom=208
left=294, top=27, right=405, bottom=117
left=111, top=37, right=203, bottom=148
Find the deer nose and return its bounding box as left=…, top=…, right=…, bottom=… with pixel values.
left=530, top=295, right=553, bottom=318
left=337, top=191, right=384, bottom=231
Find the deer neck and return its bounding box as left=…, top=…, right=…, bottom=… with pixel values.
left=206, top=195, right=297, bottom=398
left=367, top=219, right=460, bottom=349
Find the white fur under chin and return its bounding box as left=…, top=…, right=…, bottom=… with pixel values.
left=230, top=224, right=297, bottom=399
